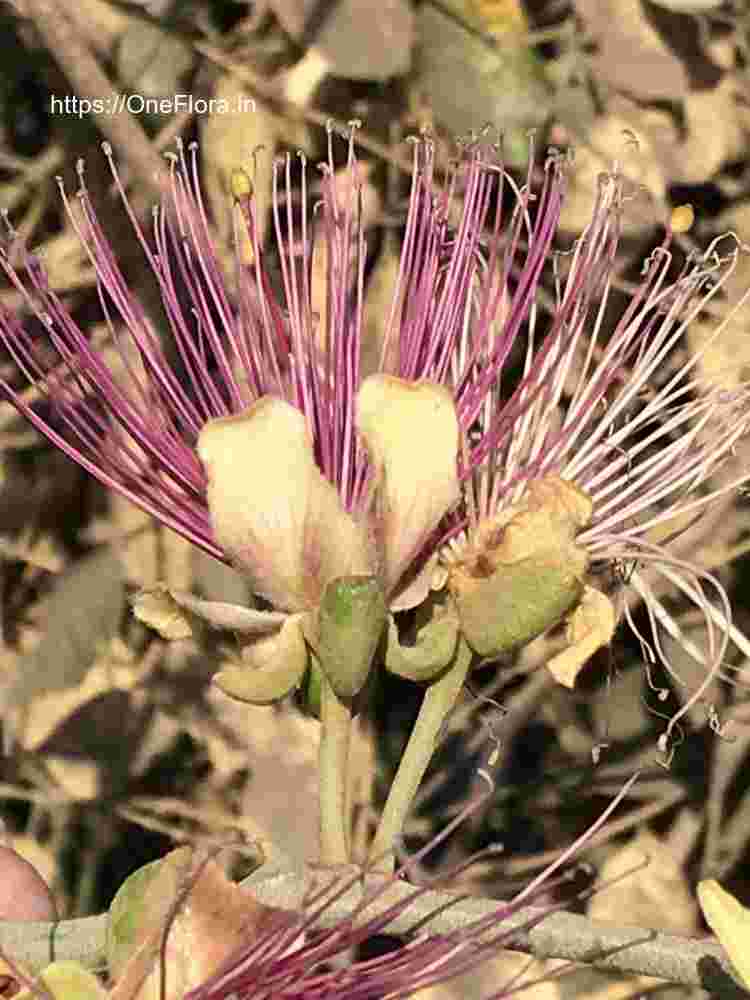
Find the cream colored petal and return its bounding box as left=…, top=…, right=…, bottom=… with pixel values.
left=198, top=398, right=373, bottom=612
left=390, top=552, right=441, bottom=612
left=356, top=375, right=459, bottom=598
left=546, top=585, right=616, bottom=688
left=698, top=880, right=750, bottom=989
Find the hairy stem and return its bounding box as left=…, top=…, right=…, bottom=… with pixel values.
left=368, top=638, right=473, bottom=869
left=319, top=673, right=352, bottom=865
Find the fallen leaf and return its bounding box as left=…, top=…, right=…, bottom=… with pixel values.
left=10, top=550, right=125, bottom=750
left=201, top=74, right=280, bottom=256
left=416, top=2, right=546, bottom=162
left=559, top=100, right=676, bottom=234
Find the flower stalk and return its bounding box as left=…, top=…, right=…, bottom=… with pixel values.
left=318, top=672, right=352, bottom=865
left=368, top=636, right=474, bottom=869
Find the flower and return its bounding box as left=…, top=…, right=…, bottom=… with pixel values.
left=0, top=132, right=495, bottom=701
left=0, top=129, right=564, bottom=704
left=1, top=129, right=749, bottom=736
left=438, top=172, right=750, bottom=748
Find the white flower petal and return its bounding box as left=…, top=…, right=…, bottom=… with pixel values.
left=198, top=398, right=373, bottom=612
left=356, top=375, right=459, bottom=597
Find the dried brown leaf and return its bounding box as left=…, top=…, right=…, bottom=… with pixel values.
left=201, top=75, right=280, bottom=254
left=558, top=101, right=675, bottom=234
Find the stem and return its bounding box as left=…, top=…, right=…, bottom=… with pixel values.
left=319, top=672, right=352, bottom=865
left=368, top=638, right=473, bottom=869
left=0, top=865, right=738, bottom=988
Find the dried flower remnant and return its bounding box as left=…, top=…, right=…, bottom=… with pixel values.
left=368, top=173, right=750, bottom=865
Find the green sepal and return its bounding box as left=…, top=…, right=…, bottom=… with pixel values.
left=313, top=576, right=387, bottom=698
left=214, top=614, right=309, bottom=705
left=384, top=598, right=459, bottom=682
left=452, top=555, right=585, bottom=659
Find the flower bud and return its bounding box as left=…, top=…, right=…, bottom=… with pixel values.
left=308, top=576, right=387, bottom=698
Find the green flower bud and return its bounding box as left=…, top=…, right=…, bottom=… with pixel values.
left=311, top=575, right=388, bottom=698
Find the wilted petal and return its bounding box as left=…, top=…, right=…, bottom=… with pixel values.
left=198, top=398, right=373, bottom=612
left=451, top=553, right=586, bottom=659
left=389, top=551, right=445, bottom=612
left=168, top=590, right=287, bottom=633
left=133, top=587, right=196, bottom=641
left=449, top=477, right=591, bottom=659
left=357, top=375, right=459, bottom=598
left=546, top=585, right=616, bottom=688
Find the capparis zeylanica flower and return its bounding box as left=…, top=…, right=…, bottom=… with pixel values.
left=2, top=127, right=750, bottom=865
